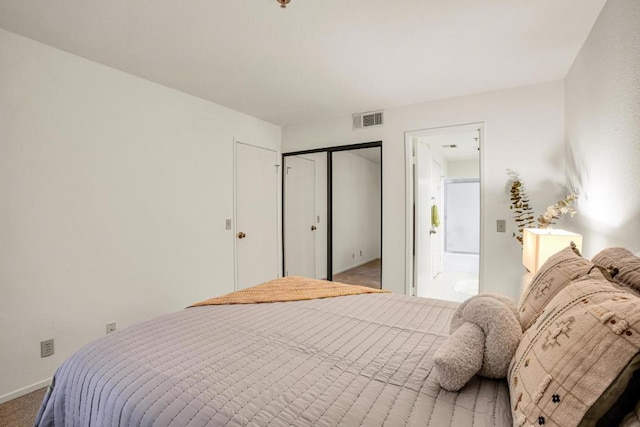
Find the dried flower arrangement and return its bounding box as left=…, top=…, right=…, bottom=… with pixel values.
left=509, top=181, right=536, bottom=244
left=537, top=194, right=578, bottom=229
left=509, top=180, right=579, bottom=245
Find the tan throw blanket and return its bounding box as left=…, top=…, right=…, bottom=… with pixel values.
left=190, top=276, right=389, bottom=307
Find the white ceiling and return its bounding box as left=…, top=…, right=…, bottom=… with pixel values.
left=0, top=0, right=606, bottom=126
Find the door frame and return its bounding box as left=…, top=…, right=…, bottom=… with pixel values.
left=282, top=141, right=382, bottom=284
left=404, top=123, right=485, bottom=296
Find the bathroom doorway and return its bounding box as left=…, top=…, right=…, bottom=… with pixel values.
left=405, top=123, right=482, bottom=302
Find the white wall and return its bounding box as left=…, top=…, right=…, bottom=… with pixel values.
left=332, top=151, right=381, bottom=273
left=447, top=159, right=480, bottom=179
left=0, top=29, right=281, bottom=401
left=283, top=81, right=566, bottom=298
left=565, top=0, right=640, bottom=256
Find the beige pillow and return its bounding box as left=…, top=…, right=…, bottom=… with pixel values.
left=518, top=243, right=594, bottom=331
left=592, top=247, right=640, bottom=295
left=508, top=273, right=640, bottom=427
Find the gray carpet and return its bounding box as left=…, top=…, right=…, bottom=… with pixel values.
left=0, top=387, right=47, bottom=427
left=333, top=258, right=381, bottom=289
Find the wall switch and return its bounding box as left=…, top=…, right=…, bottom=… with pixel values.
left=497, top=219, right=507, bottom=233
left=225, top=219, right=232, bottom=230
left=41, top=339, right=54, bottom=358
left=360, top=250, right=363, bottom=256
left=317, top=215, right=320, bottom=223
left=106, top=322, right=116, bottom=334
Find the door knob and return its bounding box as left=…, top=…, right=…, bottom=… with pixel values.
left=311, top=225, right=317, bottom=231
left=237, top=232, right=247, bottom=239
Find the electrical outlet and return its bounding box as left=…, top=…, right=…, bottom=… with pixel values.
left=225, top=219, right=232, bottom=230
left=497, top=219, right=507, bottom=233
left=41, top=339, right=54, bottom=358
left=106, top=322, right=116, bottom=334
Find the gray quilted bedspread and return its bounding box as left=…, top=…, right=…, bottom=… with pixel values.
left=36, top=293, right=512, bottom=426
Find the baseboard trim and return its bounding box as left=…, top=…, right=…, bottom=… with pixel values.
left=0, top=378, right=51, bottom=405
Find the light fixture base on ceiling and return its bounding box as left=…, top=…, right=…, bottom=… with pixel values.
left=277, top=0, right=291, bottom=8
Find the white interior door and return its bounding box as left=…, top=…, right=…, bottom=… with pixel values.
left=415, top=140, right=433, bottom=297
left=431, top=160, right=443, bottom=277
left=284, top=156, right=316, bottom=277
left=235, top=142, right=279, bottom=290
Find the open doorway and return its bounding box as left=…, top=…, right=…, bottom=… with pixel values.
left=405, top=124, right=482, bottom=302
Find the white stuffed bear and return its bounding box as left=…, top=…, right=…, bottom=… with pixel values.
left=434, top=293, right=522, bottom=391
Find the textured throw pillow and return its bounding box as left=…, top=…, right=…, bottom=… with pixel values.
left=592, top=247, right=640, bottom=295
left=434, top=294, right=522, bottom=391
left=508, top=273, right=640, bottom=427
left=518, top=243, right=594, bottom=331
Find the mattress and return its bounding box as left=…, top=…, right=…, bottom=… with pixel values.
left=36, top=292, right=512, bottom=426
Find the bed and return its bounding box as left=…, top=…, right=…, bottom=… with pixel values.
left=37, top=246, right=640, bottom=427
left=35, top=279, right=512, bottom=426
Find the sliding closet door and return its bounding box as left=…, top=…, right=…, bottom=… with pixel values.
left=282, top=142, right=381, bottom=287
left=331, top=147, right=381, bottom=288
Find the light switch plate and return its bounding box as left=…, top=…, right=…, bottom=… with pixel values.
left=225, top=219, right=232, bottom=230
left=497, top=219, right=506, bottom=233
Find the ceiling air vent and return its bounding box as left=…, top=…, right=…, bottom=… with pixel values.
left=352, top=111, right=384, bottom=130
